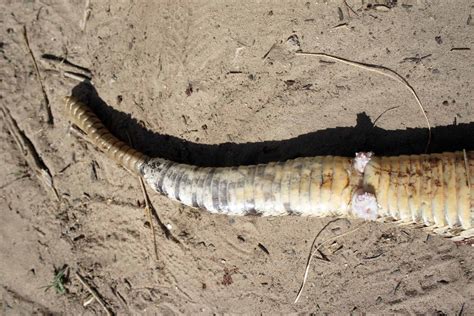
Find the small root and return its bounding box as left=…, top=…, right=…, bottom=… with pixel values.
left=294, top=219, right=366, bottom=304
left=296, top=51, right=431, bottom=152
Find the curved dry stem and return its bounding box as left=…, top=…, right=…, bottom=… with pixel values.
left=294, top=220, right=366, bottom=304
left=295, top=51, right=431, bottom=152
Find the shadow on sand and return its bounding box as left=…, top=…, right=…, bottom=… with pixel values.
left=69, top=83, right=473, bottom=167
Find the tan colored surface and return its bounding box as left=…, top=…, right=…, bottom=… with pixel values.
left=364, top=152, right=473, bottom=232
left=65, top=96, right=149, bottom=174
left=1, top=1, right=473, bottom=314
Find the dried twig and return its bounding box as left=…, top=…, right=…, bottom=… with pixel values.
left=22, top=25, right=54, bottom=125
left=43, top=68, right=93, bottom=84
left=124, top=131, right=180, bottom=247
left=372, top=106, right=400, bottom=127
left=262, top=42, right=277, bottom=60
left=139, top=176, right=180, bottom=245
left=75, top=271, right=113, bottom=316
left=1, top=105, right=59, bottom=200
left=139, top=177, right=159, bottom=260
left=80, top=0, right=92, bottom=31
left=337, top=7, right=344, bottom=21
left=401, top=54, right=432, bottom=64
left=68, top=124, right=89, bottom=142
left=41, top=51, right=93, bottom=84
left=63, top=71, right=93, bottom=83
left=294, top=219, right=366, bottom=304
left=296, top=51, right=431, bottom=152
left=450, top=47, right=470, bottom=51
left=463, top=149, right=470, bottom=189
left=41, top=53, right=92, bottom=75
left=343, top=0, right=359, bottom=17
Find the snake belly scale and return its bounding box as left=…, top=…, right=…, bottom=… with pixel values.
left=64, top=96, right=473, bottom=239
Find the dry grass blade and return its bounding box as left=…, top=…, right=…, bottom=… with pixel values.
left=372, top=106, right=400, bottom=127
left=138, top=176, right=180, bottom=245
left=139, top=177, right=159, bottom=260
left=0, top=105, right=59, bottom=200
left=63, top=71, right=93, bottom=83
left=296, top=51, right=431, bottom=152
left=75, top=271, right=113, bottom=316
left=41, top=53, right=92, bottom=75
left=463, top=149, right=470, bottom=188
left=343, top=0, right=359, bottom=17
left=81, top=0, right=92, bottom=31
left=22, top=25, right=54, bottom=125
left=43, top=68, right=93, bottom=84
left=294, top=220, right=366, bottom=304
left=125, top=131, right=180, bottom=248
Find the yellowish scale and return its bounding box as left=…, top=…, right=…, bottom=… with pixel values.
left=320, top=156, right=334, bottom=215
left=331, top=157, right=350, bottom=215
left=298, top=159, right=313, bottom=214
left=397, top=155, right=411, bottom=221
left=309, top=157, right=323, bottom=215
left=456, top=153, right=470, bottom=228
left=431, top=154, right=446, bottom=227
left=271, top=162, right=285, bottom=215
left=444, top=153, right=458, bottom=227
left=65, top=96, right=473, bottom=239
left=289, top=159, right=303, bottom=212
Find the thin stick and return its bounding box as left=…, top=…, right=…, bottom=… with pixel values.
left=140, top=176, right=180, bottom=244
left=125, top=131, right=179, bottom=248
left=80, top=0, right=92, bottom=31
left=22, top=25, right=54, bottom=125
left=139, top=177, right=159, bottom=260
left=43, top=68, right=93, bottom=84
left=262, top=42, right=277, bottom=60
left=64, top=70, right=93, bottom=83
left=294, top=220, right=366, bottom=304
left=1, top=105, right=60, bottom=200
left=463, top=149, right=470, bottom=189
left=296, top=51, right=431, bottom=152
left=343, top=0, right=359, bottom=17
left=83, top=296, right=96, bottom=307
left=41, top=53, right=92, bottom=75
left=75, top=272, right=113, bottom=316
left=372, top=106, right=400, bottom=127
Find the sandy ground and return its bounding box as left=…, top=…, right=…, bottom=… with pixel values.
left=1, top=0, right=473, bottom=314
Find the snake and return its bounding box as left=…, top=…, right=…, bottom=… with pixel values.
left=65, top=95, right=473, bottom=240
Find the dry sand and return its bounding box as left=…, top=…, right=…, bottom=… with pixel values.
left=1, top=0, right=473, bottom=314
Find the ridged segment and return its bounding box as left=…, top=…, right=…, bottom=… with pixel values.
left=455, top=153, right=469, bottom=228
left=431, top=154, right=446, bottom=227
left=308, top=157, right=323, bottom=214
left=65, top=96, right=149, bottom=174
left=469, top=151, right=474, bottom=229
left=364, top=152, right=473, bottom=232
left=397, top=155, right=411, bottom=221
left=387, top=156, right=400, bottom=219
left=331, top=157, right=353, bottom=214
left=444, top=152, right=458, bottom=227
left=407, top=155, right=422, bottom=222
left=142, top=156, right=357, bottom=217
left=289, top=159, right=304, bottom=213
left=420, top=155, right=433, bottom=225
left=320, top=156, right=334, bottom=214
left=298, top=160, right=313, bottom=214
left=270, top=162, right=285, bottom=215
left=65, top=96, right=473, bottom=238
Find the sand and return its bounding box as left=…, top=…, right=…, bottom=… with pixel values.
left=1, top=0, right=473, bottom=314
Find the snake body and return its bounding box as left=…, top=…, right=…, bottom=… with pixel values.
left=65, top=96, right=473, bottom=239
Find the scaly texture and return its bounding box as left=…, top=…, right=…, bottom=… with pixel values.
left=364, top=152, right=473, bottom=237
left=65, top=96, right=473, bottom=239
left=141, top=156, right=360, bottom=217
left=64, top=96, right=149, bottom=174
